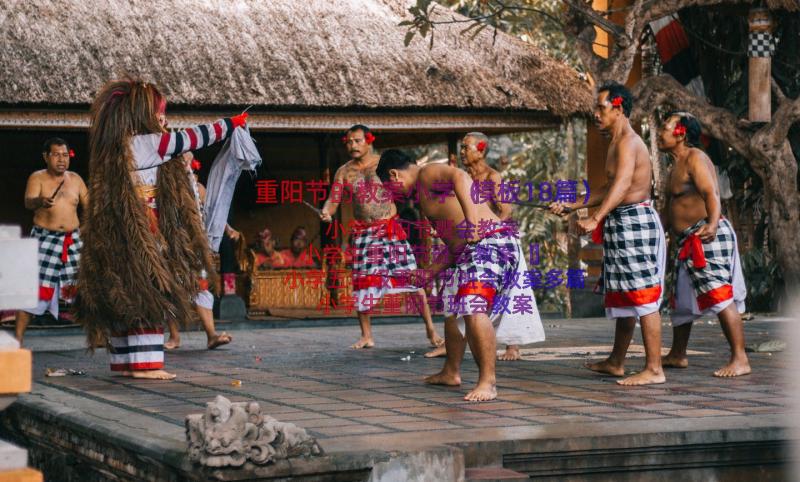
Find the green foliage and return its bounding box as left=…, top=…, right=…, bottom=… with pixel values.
left=504, top=121, right=587, bottom=313
left=404, top=0, right=583, bottom=69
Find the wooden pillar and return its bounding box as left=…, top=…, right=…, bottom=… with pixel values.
left=748, top=8, right=773, bottom=122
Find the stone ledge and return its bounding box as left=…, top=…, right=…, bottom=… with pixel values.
left=0, top=384, right=464, bottom=481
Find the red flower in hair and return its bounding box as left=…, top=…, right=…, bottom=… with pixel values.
left=610, top=96, right=623, bottom=107
left=191, top=159, right=201, bottom=171
left=365, top=132, right=376, bottom=144
left=673, top=124, right=687, bottom=137
left=69, top=149, right=75, bottom=158
left=476, top=141, right=487, bottom=152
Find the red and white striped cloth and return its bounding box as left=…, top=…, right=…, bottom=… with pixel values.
left=108, top=328, right=165, bottom=372
left=131, top=118, right=235, bottom=185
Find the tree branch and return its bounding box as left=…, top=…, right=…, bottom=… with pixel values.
left=764, top=93, right=800, bottom=148
left=560, top=0, right=627, bottom=40
left=771, top=76, right=787, bottom=103
left=632, top=74, right=752, bottom=158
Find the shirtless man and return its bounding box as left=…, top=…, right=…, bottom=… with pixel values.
left=657, top=112, right=750, bottom=377
left=425, top=133, right=522, bottom=361
left=16, top=138, right=88, bottom=344
left=320, top=125, right=443, bottom=349
left=378, top=149, right=544, bottom=401
left=551, top=83, right=667, bottom=386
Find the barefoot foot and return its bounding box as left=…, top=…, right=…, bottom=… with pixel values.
left=207, top=332, right=232, bottom=350
left=464, top=382, right=497, bottom=402
left=616, top=368, right=665, bottom=386
left=350, top=337, right=374, bottom=349
left=427, top=331, right=445, bottom=348
left=498, top=345, right=521, bottom=361
left=164, top=338, right=180, bottom=350
left=424, top=345, right=447, bottom=358
left=125, top=369, right=176, bottom=380
left=662, top=353, right=689, bottom=368
left=424, top=370, right=461, bottom=386
left=713, top=357, right=751, bottom=377
left=585, top=358, right=625, bottom=377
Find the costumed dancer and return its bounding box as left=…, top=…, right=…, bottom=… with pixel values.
left=377, top=150, right=545, bottom=402
left=657, top=112, right=750, bottom=377
left=551, top=83, right=667, bottom=386
left=76, top=79, right=247, bottom=379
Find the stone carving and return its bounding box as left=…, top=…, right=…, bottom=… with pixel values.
left=186, top=395, right=323, bottom=467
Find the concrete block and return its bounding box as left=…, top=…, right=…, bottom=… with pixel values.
left=0, top=439, right=27, bottom=470
left=214, top=295, right=247, bottom=320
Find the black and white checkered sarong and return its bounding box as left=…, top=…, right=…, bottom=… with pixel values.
left=447, top=229, right=522, bottom=291
left=352, top=221, right=417, bottom=277
left=601, top=202, right=664, bottom=294
left=675, top=218, right=736, bottom=297
left=31, top=226, right=82, bottom=294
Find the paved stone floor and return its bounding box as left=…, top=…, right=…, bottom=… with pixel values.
left=15, top=316, right=792, bottom=453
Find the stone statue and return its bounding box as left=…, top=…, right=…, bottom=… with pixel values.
left=186, top=395, right=323, bottom=467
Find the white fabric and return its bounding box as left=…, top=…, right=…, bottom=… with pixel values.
left=194, top=289, right=214, bottom=310
left=24, top=279, right=59, bottom=317
left=445, top=251, right=546, bottom=346
left=204, top=125, right=261, bottom=251
left=671, top=232, right=747, bottom=327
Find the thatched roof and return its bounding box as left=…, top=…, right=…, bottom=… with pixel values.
left=0, top=0, right=592, bottom=118
left=765, top=0, right=799, bottom=11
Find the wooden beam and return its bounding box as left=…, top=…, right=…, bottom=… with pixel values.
left=0, top=110, right=563, bottom=133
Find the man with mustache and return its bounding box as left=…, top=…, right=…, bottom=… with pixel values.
left=551, top=83, right=667, bottom=386
left=320, top=125, right=443, bottom=349
left=15, top=138, right=88, bottom=344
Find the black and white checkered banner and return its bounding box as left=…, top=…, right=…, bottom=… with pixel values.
left=748, top=32, right=776, bottom=58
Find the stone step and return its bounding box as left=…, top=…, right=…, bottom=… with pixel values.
left=466, top=466, right=528, bottom=482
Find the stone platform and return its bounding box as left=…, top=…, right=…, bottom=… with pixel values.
left=0, top=316, right=794, bottom=481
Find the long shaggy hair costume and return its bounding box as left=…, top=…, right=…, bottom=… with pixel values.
left=76, top=79, right=216, bottom=349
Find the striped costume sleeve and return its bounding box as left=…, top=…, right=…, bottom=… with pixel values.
left=156, top=118, right=234, bottom=159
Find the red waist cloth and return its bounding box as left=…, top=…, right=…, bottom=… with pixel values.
left=592, top=218, right=605, bottom=244
left=678, top=233, right=707, bottom=269
left=61, top=232, right=74, bottom=263
left=455, top=280, right=497, bottom=305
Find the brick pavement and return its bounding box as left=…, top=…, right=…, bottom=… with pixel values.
left=19, top=316, right=790, bottom=452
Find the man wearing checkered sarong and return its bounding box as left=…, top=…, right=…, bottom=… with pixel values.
left=552, top=83, right=667, bottom=386
left=320, top=125, right=443, bottom=349
left=15, top=138, right=88, bottom=344
left=658, top=112, right=750, bottom=377
left=377, top=149, right=545, bottom=402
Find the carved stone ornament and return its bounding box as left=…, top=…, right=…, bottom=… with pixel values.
left=186, top=395, right=323, bottom=467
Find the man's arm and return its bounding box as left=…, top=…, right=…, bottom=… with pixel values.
left=77, top=174, right=89, bottom=213
left=581, top=183, right=608, bottom=209
left=550, top=181, right=607, bottom=215
left=689, top=152, right=721, bottom=242
left=491, top=171, right=513, bottom=221
left=23, top=173, right=52, bottom=210
left=321, top=165, right=346, bottom=222
left=589, top=139, right=637, bottom=222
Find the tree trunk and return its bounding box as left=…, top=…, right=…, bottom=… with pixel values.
left=759, top=145, right=800, bottom=292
